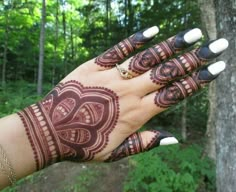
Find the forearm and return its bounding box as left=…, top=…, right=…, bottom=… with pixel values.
left=0, top=114, right=36, bottom=190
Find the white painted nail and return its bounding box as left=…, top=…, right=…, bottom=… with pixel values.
left=209, top=38, right=229, bottom=54
left=183, top=28, right=202, bottom=44
left=207, top=61, right=226, bottom=75
left=160, top=137, right=178, bottom=146
left=143, top=26, right=159, bottom=38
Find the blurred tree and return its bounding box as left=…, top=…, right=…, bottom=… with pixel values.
left=198, top=0, right=217, bottom=160
left=37, top=0, right=46, bottom=95
left=1, top=0, right=10, bottom=87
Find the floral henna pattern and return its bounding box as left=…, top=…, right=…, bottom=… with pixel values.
left=154, top=68, right=214, bottom=108
left=95, top=29, right=154, bottom=68
left=18, top=81, right=119, bottom=170
left=150, top=51, right=202, bottom=85
left=105, top=130, right=161, bottom=162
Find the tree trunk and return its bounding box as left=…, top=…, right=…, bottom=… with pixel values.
left=37, top=0, right=46, bottom=95
left=181, top=100, right=187, bottom=141
left=198, top=0, right=217, bottom=160
left=70, top=24, right=74, bottom=61
left=52, top=0, right=59, bottom=87
left=106, top=0, right=110, bottom=47
left=215, top=0, right=236, bottom=191
left=62, top=0, right=67, bottom=75
left=2, top=18, right=8, bottom=87
left=2, top=3, right=9, bottom=88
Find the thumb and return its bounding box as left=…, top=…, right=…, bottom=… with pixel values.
left=104, top=130, right=178, bottom=162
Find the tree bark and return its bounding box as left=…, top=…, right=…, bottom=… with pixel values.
left=198, top=0, right=217, bottom=160
left=214, top=0, right=236, bottom=191
left=181, top=100, right=187, bottom=141
left=2, top=2, right=10, bottom=88
left=2, top=14, right=8, bottom=88
left=62, top=0, right=67, bottom=75
left=52, top=0, right=59, bottom=87
left=37, top=0, right=46, bottom=95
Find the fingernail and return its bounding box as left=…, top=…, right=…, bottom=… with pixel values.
left=183, top=28, right=202, bottom=44
left=143, top=26, right=159, bottom=38
left=207, top=61, right=226, bottom=75
left=160, top=137, right=179, bottom=146
left=209, top=38, right=229, bottom=54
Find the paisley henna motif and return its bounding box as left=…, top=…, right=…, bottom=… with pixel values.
left=154, top=68, right=213, bottom=108
left=18, top=81, right=119, bottom=170
left=95, top=29, right=154, bottom=68
left=150, top=51, right=201, bottom=85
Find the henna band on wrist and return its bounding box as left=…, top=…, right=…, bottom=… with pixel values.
left=0, top=144, right=16, bottom=185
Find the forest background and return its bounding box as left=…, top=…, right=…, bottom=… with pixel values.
left=0, top=0, right=235, bottom=192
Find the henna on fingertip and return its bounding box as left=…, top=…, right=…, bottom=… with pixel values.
left=95, top=26, right=159, bottom=68
left=150, top=38, right=229, bottom=85
left=154, top=61, right=226, bottom=108
left=128, top=28, right=202, bottom=74
left=104, top=130, right=178, bottom=162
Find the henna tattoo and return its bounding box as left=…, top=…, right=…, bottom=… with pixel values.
left=104, top=132, right=144, bottom=162
left=18, top=81, right=119, bottom=170
left=105, top=130, right=162, bottom=162
left=127, top=29, right=200, bottom=75
left=128, top=37, right=176, bottom=74
left=154, top=67, right=214, bottom=108
left=95, top=29, right=154, bottom=68
left=150, top=51, right=201, bottom=85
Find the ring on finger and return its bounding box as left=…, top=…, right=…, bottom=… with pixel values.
left=116, top=64, right=133, bottom=79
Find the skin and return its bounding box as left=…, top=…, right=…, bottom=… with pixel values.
left=0, top=28, right=226, bottom=190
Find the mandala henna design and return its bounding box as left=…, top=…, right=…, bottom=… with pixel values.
left=105, top=130, right=162, bottom=162
left=150, top=51, right=202, bottom=85
left=18, top=81, right=119, bottom=170
left=155, top=67, right=214, bottom=108
left=95, top=29, right=154, bottom=68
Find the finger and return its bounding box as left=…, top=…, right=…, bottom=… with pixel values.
left=131, top=38, right=229, bottom=96
left=92, top=26, right=159, bottom=71
left=141, top=61, right=226, bottom=116
left=104, top=130, right=178, bottom=162
left=117, top=28, right=202, bottom=77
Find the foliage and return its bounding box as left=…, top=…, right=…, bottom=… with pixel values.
left=0, top=0, right=215, bottom=191
left=124, top=144, right=216, bottom=192
left=0, top=81, right=51, bottom=117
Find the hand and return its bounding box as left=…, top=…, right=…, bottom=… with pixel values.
left=18, top=26, right=228, bottom=169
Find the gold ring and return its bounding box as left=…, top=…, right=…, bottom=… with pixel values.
left=116, top=64, right=133, bottom=79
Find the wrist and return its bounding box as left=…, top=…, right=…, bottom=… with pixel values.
left=0, top=114, right=36, bottom=188
left=18, top=102, right=62, bottom=170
